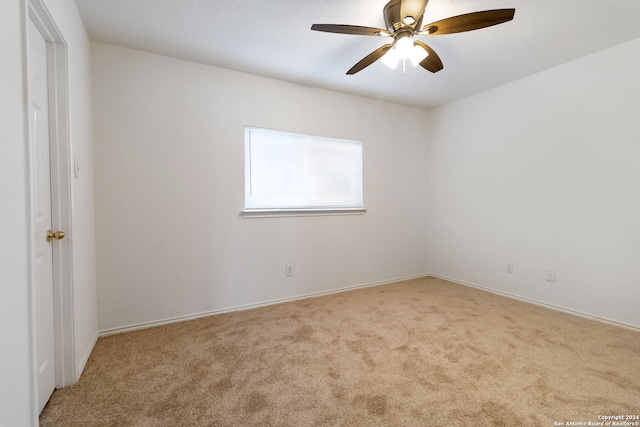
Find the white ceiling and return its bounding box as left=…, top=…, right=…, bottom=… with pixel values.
left=74, top=0, right=640, bottom=110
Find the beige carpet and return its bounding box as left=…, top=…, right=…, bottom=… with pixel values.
left=40, top=277, right=640, bottom=426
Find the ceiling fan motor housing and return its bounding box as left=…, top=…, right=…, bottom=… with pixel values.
left=384, top=0, right=426, bottom=33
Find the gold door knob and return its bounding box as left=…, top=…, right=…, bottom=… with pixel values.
left=46, top=230, right=65, bottom=242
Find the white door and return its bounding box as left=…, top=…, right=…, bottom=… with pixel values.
left=28, top=18, right=57, bottom=414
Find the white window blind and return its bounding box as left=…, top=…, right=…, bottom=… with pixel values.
left=244, top=127, right=364, bottom=213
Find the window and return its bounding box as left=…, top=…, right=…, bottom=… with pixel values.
left=243, top=127, right=365, bottom=217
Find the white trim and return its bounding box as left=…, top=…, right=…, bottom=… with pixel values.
left=22, top=1, right=38, bottom=424
left=27, top=0, right=76, bottom=396
left=430, top=274, right=640, bottom=333
left=101, top=272, right=639, bottom=339
left=241, top=208, right=367, bottom=218
left=77, top=332, right=98, bottom=376
left=99, top=274, right=430, bottom=336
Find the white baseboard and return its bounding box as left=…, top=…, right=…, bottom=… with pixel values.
left=76, top=331, right=98, bottom=380
left=99, top=274, right=431, bottom=337
left=430, top=273, right=640, bottom=333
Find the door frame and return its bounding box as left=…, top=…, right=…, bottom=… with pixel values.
left=27, top=0, right=76, bottom=399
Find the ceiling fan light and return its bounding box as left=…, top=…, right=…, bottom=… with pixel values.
left=409, top=44, right=428, bottom=66
left=395, top=36, right=414, bottom=59
left=381, top=48, right=400, bottom=69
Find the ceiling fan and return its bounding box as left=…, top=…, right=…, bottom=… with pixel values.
left=311, top=0, right=515, bottom=75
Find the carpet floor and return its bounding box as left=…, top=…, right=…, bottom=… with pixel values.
left=40, top=277, right=640, bottom=426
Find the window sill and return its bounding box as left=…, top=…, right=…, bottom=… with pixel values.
left=241, top=208, right=367, bottom=218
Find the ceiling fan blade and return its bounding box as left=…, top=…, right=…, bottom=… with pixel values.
left=400, top=0, right=429, bottom=22
left=311, top=24, right=389, bottom=37
left=422, top=9, right=515, bottom=35
left=413, top=40, right=443, bottom=73
left=346, top=44, right=393, bottom=75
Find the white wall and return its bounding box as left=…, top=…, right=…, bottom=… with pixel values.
left=92, top=42, right=430, bottom=332
left=0, top=0, right=96, bottom=425
left=426, top=37, right=640, bottom=328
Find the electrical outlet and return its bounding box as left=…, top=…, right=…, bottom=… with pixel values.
left=506, top=263, right=513, bottom=274
left=545, top=269, right=556, bottom=282
left=285, top=265, right=294, bottom=277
